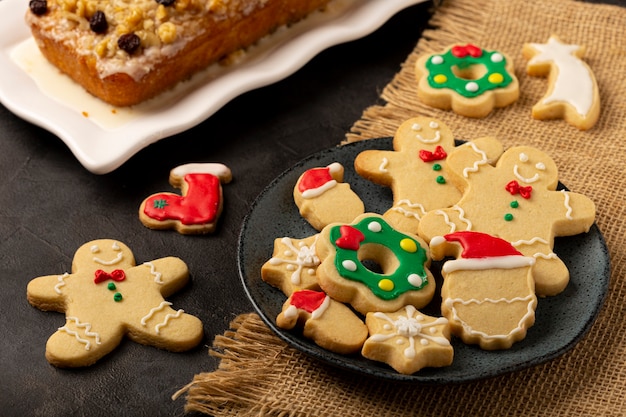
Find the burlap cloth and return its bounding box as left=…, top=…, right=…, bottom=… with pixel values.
left=175, top=0, right=626, bottom=415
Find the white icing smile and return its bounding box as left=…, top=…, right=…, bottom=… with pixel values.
left=412, top=122, right=441, bottom=144
left=513, top=153, right=546, bottom=184
left=92, top=243, right=124, bottom=265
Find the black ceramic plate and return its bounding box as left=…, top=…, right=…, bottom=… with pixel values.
left=238, top=138, right=610, bottom=383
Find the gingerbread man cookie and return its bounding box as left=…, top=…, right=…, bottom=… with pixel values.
left=430, top=231, right=537, bottom=350
left=27, top=239, right=203, bottom=367
left=276, top=289, right=368, bottom=354
left=415, top=43, right=519, bottom=118
left=523, top=35, right=600, bottom=130
left=418, top=141, right=596, bottom=297
left=293, top=162, right=364, bottom=231
left=139, top=163, right=232, bottom=234
left=361, top=305, right=453, bottom=374
left=316, top=213, right=435, bottom=315
left=261, top=234, right=321, bottom=296
left=355, top=117, right=503, bottom=234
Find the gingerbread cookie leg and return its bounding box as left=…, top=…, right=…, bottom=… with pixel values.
left=294, top=162, right=364, bottom=231
left=523, top=35, right=600, bottom=130
left=140, top=163, right=232, bottom=234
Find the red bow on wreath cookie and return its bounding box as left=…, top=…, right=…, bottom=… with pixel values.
left=505, top=180, right=532, bottom=199
left=451, top=44, right=483, bottom=58
left=94, top=269, right=126, bottom=284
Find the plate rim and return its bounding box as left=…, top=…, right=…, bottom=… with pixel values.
left=237, top=138, right=611, bottom=383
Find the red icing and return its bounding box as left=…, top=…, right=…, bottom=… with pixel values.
left=290, top=290, right=327, bottom=313
left=505, top=180, right=532, bottom=199
left=419, top=146, right=448, bottom=162
left=94, top=269, right=126, bottom=284
left=298, top=167, right=333, bottom=193
left=443, top=231, right=522, bottom=258
left=335, top=225, right=364, bottom=251
left=451, top=44, right=482, bottom=58
left=143, top=173, right=221, bottom=225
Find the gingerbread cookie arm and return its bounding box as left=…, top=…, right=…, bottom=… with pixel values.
left=27, top=274, right=69, bottom=312
left=353, top=149, right=397, bottom=187
left=445, top=137, right=503, bottom=187
left=552, top=191, right=596, bottom=236
left=127, top=305, right=203, bottom=352
left=135, top=257, right=189, bottom=297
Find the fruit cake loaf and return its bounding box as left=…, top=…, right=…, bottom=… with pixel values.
left=25, top=0, right=332, bottom=106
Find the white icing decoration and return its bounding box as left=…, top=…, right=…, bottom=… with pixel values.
left=408, top=273, right=426, bottom=287
left=310, top=295, right=331, bottom=320
left=442, top=255, right=535, bottom=274
left=462, top=142, right=489, bottom=178
left=491, top=53, right=503, bottom=63
left=511, top=237, right=549, bottom=247
left=444, top=295, right=535, bottom=340
left=390, top=199, right=426, bottom=220
left=454, top=205, right=472, bottom=230
left=536, top=162, right=546, bottom=170
left=431, top=55, right=444, bottom=65
left=369, top=306, right=450, bottom=359
left=413, top=122, right=441, bottom=143
left=513, top=164, right=540, bottom=183
left=54, top=272, right=69, bottom=294
left=533, top=251, right=558, bottom=260
left=465, top=82, right=479, bottom=92
left=268, top=236, right=320, bottom=285
left=155, top=309, right=184, bottom=334
left=528, top=36, right=595, bottom=116
left=435, top=210, right=456, bottom=234
left=411, top=123, right=422, bottom=131
left=58, top=317, right=102, bottom=351
left=111, top=242, right=120, bottom=251
left=429, top=121, right=439, bottom=129
left=284, top=305, right=298, bottom=319
left=342, top=260, right=357, bottom=271
left=368, top=221, right=382, bottom=233
left=90, top=245, right=99, bottom=253
left=301, top=180, right=337, bottom=199
left=435, top=205, right=472, bottom=234
left=143, top=262, right=163, bottom=284
left=379, top=157, right=389, bottom=173
left=561, top=190, right=573, bottom=220
left=140, top=301, right=173, bottom=325
left=171, top=163, right=231, bottom=180
left=519, top=153, right=529, bottom=162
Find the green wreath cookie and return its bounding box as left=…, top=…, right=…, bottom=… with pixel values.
left=415, top=43, right=519, bottom=118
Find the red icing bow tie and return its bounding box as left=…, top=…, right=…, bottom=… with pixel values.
left=419, top=146, right=447, bottom=162
left=505, top=180, right=532, bottom=199
left=94, top=269, right=126, bottom=284
left=451, top=44, right=483, bottom=58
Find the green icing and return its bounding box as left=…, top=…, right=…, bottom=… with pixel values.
left=425, top=47, right=513, bottom=98
left=330, top=216, right=428, bottom=300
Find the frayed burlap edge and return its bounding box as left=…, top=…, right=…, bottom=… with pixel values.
left=173, top=314, right=290, bottom=417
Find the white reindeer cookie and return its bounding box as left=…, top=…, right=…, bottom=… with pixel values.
left=523, top=35, right=600, bottom=130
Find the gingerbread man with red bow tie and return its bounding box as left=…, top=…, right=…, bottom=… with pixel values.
left=354, top=116, right=503, bottom=234
left=418, top=141, right=596, bottom=297
left=27, top=239, right=203, bottom=367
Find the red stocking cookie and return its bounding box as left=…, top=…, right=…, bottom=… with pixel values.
left=430, top=232, right=537, bottom=350
left=523, top=35, right=600, bottom=130
left=418, top=141, right=596, bottom=296
left=139, top=163, right=232, bottom=234
left=27, top=239, right=203, bottom=367
left=293, top=162, right=364, bottom=231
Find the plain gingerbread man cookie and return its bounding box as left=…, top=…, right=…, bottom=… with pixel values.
left=293, top=162, right=364, bottom=231
left=523, top=35, right=600, bottom=130
left=418, top=141, right=596, bottom=297
left=27, top=239, right=203, bottom=367
left=139, top=163, right=232, bottom=234
left=415, top=43, right=519, bottom=118
left=354, top=117, right=503, bottom=234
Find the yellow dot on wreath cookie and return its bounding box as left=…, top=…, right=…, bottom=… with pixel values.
left=379, top=278, right=395, bottom=292
left=433, top=74, right=447, bottom=84
left=488, top=73, right=504, bottom=84
left=400, top=238, right=417, bottom=253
